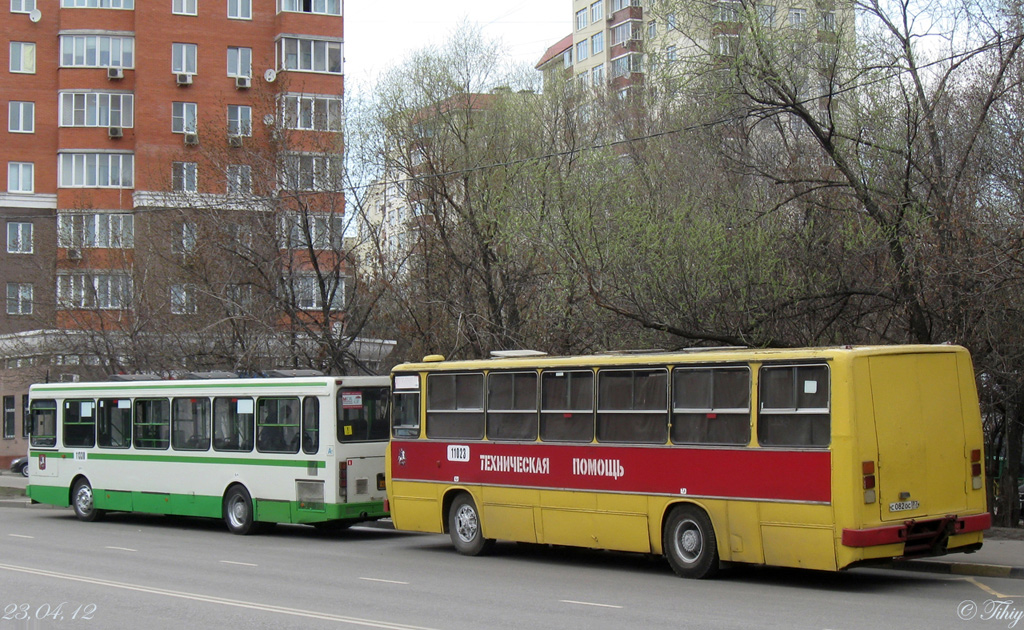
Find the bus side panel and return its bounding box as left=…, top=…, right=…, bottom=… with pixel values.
left=593, top=493, right=650, bottom=553
left=480, top=486, right=539, bottom=543
left=388, top=479, right=443, bottom=533
left=760, top=503, right=837, bottom=571
left=539, top=490, right=597, bottom=548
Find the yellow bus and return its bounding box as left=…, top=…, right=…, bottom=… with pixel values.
left=385, top=345, right=990, bottom=578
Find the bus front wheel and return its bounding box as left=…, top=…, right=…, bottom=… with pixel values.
left=223, top=486, right=257, bottom=535
left=72, top=479, right=104, bottom=523
left=663, top=505, right=720, bottom=579
left=448, top=494, right=494, bottom=556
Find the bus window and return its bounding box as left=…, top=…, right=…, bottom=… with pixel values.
left=134, top=399, right=170, bottom=450
left=213, top=397, right=254, bottom=452
left=97, top=398, right=132, bottom=448
left=29, top=399, right=57, bottom=448
left=302, top=397, right=319, bottom=454
left=487, top=372, right=538, bottom=441
left=63, top=399, right=96, bottom=448
left=172, top=397, right=211, bottom=451
left=540, top=370, right=594, bottom=442
left=597, top=369, right=668, bottom=443
left=758, top=364, right=830, bottom=447
left=426, top=373, right=484, bottom=439
left=257, top=397, right=300, bottom=453
left=392, top=391, right=420, bottom=438
left=671, top=367, right=750, bottom=445
left=338, top=387, right=389, bottom=442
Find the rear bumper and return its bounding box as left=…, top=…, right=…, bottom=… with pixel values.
left=842, top=513, right=991, bottom=548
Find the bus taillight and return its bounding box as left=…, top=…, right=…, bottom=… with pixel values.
left=971, top=449, right=982, bottom=489
left=862, top=461, right=876, bottom=504
left=339, top=461, right=348, bottom=502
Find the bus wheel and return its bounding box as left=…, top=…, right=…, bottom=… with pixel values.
left=663, top=505, right=719, bottom=579
left=448, top=494, right=494, bottom=556
left=72, top=479, right=104, bottom=523
left=223, top=486, right=257, bottom=535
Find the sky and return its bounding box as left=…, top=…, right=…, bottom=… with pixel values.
left=343, top=1, right=571, bottom=88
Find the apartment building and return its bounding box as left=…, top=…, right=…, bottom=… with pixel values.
left=0, top=0, right=349, bottom=466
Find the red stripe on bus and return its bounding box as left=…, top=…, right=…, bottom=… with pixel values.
left=390, top=441, right=831, bottom=503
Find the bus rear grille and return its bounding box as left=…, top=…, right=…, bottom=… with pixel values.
left=902, top=517, right=955, bottom=557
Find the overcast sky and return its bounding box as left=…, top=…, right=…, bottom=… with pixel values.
left=343, top=1, right=571, bottom=87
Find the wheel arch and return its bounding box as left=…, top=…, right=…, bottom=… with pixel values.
left=68, top=473, right=91, bottom=506
left=658, top=499, right=723, bottom=556
left=440, top=487, right=477, bottom=535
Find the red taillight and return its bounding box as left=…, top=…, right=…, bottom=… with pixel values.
left=972, top=463, right=982, bottom=477
left=862, top=461, right=876, bottom=504
left=863, top=476, right=876, bottom=490
left=339, top=461, right=348, bottom=501
left=971, top=449, right=981, bottom=463
left=970, top=449, right=983, bottom=490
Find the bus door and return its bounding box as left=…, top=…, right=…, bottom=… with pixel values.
left=29, top=399, right=60, bottom=479
left=337, top=387, right=389, bottom=503
left=868, top=353, right=969, bottom=522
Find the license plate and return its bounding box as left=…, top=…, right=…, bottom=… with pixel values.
left=889, top=500, right=920, bottom=512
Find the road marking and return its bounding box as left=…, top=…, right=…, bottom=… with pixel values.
left=359, top=577, right=409, bottom=585
left=220, top=560, right=258, bottom=567
left=8, top=534, right=33, bottom=539
left=0, top=563, right=438, bottom=630
left=105, top=546, right=137, bottom=552
left=560, top=599, right=623, bottom=609
left=964, top=577, right=1022, bottom=599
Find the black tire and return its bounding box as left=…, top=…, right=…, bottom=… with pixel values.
left=448, top=493, right=494, bottom=556
left=223, top=486, right=257, bottom=535
left=18, top=462, right=28, bottom=478
left=71, top=479, right=105, bottom=523
left=663, top=504, right=720, bottom=579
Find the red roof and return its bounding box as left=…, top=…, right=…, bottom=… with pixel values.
left=535, top=34, right=573, bottom=70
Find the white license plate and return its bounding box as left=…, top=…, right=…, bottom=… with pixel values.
left=889, top=500, right=920, bottom=512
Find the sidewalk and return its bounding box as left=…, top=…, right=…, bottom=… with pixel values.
left=3, top=469, right=1023, bottom=579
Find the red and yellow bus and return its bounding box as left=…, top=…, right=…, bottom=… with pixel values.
left=385, top=345, right=990, bottom=578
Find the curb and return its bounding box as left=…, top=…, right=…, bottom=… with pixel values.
left=0, top=498, right=30, bottom=508
left=884, top=559, right=1024, bottom=580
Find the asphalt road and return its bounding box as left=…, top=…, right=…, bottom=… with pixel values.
left=0, top=506, right=1021, bottom=630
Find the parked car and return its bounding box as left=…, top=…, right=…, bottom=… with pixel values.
left=10, top=456, right=28, bottom=477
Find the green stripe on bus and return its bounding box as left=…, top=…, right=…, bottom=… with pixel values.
left=28, top=451, right=326, bottom=468
left=31, top=381, right=328, bottom=392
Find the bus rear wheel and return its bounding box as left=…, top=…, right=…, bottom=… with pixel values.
left=663, top=505, right=720, bottom=579
left=448, top=494, right=494, bottom=556
left=223, top=486, right=257, bottom=535
left=72, top=479, right=104, bottom=523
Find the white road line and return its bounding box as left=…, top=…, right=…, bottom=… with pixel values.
left=104, top=546, right=137, bottom=552
left=359, top=577, right=410, bottom=585
left=560, top=599, right=623, bottom=609
left=219, top=560, right=258, bottom=567
left=8, top=534, right=34, bottom=539
left=0, top=563, right=438, bottom=630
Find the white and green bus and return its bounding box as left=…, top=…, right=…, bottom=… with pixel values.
left=26, top=375, right=390, bottom=534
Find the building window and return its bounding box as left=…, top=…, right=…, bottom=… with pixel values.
left=6, top=283, right=33, bottom=315
left=562, top=48, right=573, bottom=68
left=279, top=37, right=342, bottom=74
left=789, top=8, right=806, bottom=26
left=592, top=63, right=605, bottom=86
left=282, top=154, right=340, bottom=191
left=172, top=0, right=196, bottom=15
left=716, top=33, right=739, bottom=56
left=590, top=1, right=603, bottom=22
left=227, top=46, right=252, bottom=77
left=9, top=42, right=35, bottom=73
left=758, top=4, right=776, bottom=25
left=666, top=44, right=677, bottom=61
left=648, top=20, right=657, bottom=39
left=57, top=272, right=132, bottom=310
left=7, top=222, right=32, bottom=254
left=576, top=40, right=589, bottom=62
left=821, top=11, right=836, bottom=31
left=612, top=21, right=640, bottom=45
left=228, top=0, right=252, bottom=19
left=225, top=284, right=252, bottom=316
left=592, top=32, right=604, bottom=56
left=289, top=275, right=344, bottom=311
left=3, top=397, right=14, bottom=439
left=172, top=102, right=198, bottom=133
left=227, top=105, right=252, bottom=136
left=172, top=43, right=198, bottom=74
left=59, top=93, right=134, bottom=128
left=576, top=8, right=587, bottom=30
left=8, top=101, right=34, bottom=133
left=11, top=0, right=36, bottom=12
left=172, top=162, right=198, bottom=193
left=170, top=284, right=198, bottom=314
left=61, top=0, right=134, bottom=7
left=611, top=53, right=642, bottom=78
left=226, top=164, right=252, bottom=195
left=281, top=94, right=342, bottom=131
left=715, top=0, right=741, bottom=22
left=59, top=153, right=134, bottom=188
left=58, top=213, right=134, bottom=248
left=174, top=221, right=197, bottom=254
left=7, top=163, right=33, bottom=194
left=280, top=211, right=344, bottom=250
left=59, top=36, right=134, bottom=68
left=280, top=0, right=339, bottom=14
left=666, top=12, right=677, bottom=29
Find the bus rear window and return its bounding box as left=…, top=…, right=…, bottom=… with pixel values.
left=337, top=387, right=389, bottom=442
left=758, top=364, right=830, bottom=447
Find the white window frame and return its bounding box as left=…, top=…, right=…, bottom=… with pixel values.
left=592, top=32, right=604, bottom=56
left=59, top=93, right=134, bottom=128
left=8, top=101, right=34, bottom=133
left=6, top=283, right=33, bottom=316
left=229, top=0, right=252, bottom=19
left=172, top=102, right=198, bottom=133
left=7, top=162, right=33, bottom=194
left=279, top=37, right=343, bottom=74
left=227, top=105, right=252, bottom=136
left=789, top=8, right=806, bottom=26
left=290, top=275, right=344, bottom=311
left=172, top=162, right=198, bottom=193
left=172, top=42, right=198, bottom=75
left=60, top=0, right=134, bottom=7
left=172, top=0, right=196, bottom=15
left=281, top=94, right=343, bottom=131
left=226, top=164, right=252, bottom=195
left=590, top=1, right=603, bottom=23
left=280, top=211, right=344, bottom=250
left=576, top=41, right=589, bottom=62
left=282, top=154, right=340, bottom=191
left=170, top=284, right=198, bottom=314
left=58, top=213, right=134, bottom=248
left=59, top=35, right=134, bottom=69
left=279, top=0, right=340, bottom=15
left=57, top=272, right=132, bottom=310
left=592, top=63, right=605, bottom=86
left=59, top=153, right=134, bottom=188
left=227, top=46, right=252, bottom=77
left=9, top=42, right=36, bottom=74
left=758, top=5, right=776, bottom=26
left=11, top=0, right=36, bottom=12
left=576, top=8, right=588, bottom=30
left=7, top=222, right=33, bottom=254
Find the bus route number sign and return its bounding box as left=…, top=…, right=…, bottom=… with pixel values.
left=447, top=445, right=470, bottom=462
